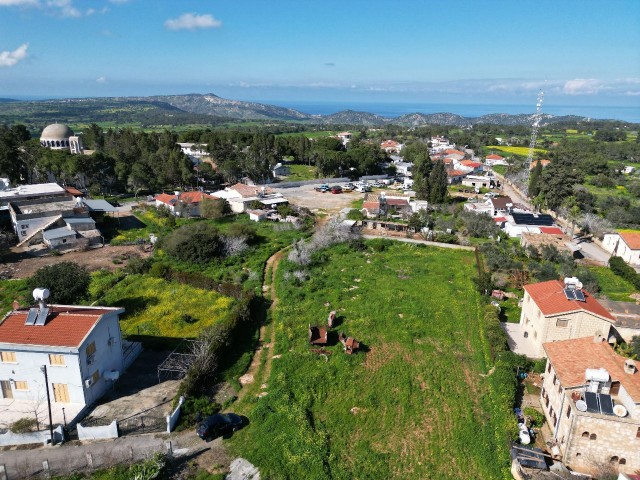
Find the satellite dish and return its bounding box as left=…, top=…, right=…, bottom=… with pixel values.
left=576, top=400, right=587, bottom=412
left=613, top=404, right=627, bottom=418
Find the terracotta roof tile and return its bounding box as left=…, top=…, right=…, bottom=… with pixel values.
left=447, top=170, right=466, bottom=177
left=493, top=217, right=507, bottom=222
left=385, top=198, right=409, bottom=206
left=539, top=227, right=564, bottom=236
left=486, top=154, right=504, bottom=160
left=155, top=193, right=176, bottom=205
left=619, top=230, right=640, bottom=250
left=543, top=337, right=640, bottom=399
left=363, top=201, right=381, bottom=210
left=155, top=191, right=213, bottom=205
left=459, top=160, right=482, bottom=167
left=0, top=306, right=119, bottom=348
left=524, top=280, right=615, bottom=321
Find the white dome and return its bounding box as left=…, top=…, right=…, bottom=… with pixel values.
left=40, top=123, right=74, bottom=150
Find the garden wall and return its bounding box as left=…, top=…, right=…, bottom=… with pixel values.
left=77, top=420, right=118, bottom=441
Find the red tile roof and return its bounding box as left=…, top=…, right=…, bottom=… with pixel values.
left=447, top=170, right=466, bottom=177
left=493, top=217, right=507, bottom=223
left=380, top=140, right=399, bottom=148
left=524, top=280, right=615, bottom=321
left=486, top=154, right=504, bottom=160
left=155, top=193, right=177, bottom=206
left=0, top=306, right=120, bottom=348
left=619, top=230, right=640, bottom=250
left=539, top=227, right=564, bottom=236
left=155, top=191, right=213, bottom=205
left=363, top=201, right=381, bottom=210
left=543, top=337, right=640, bottom=399
left=445, top=149, right=465, bottom=156
left=64, top=186, right=84, bottom=196
left=460, top=160, right=482, bottom=168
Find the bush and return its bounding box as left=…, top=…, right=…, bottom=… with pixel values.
left=346, top=209, right=364, bottom=221
left=179, top=395, right=220, bottom=428
left=523, top=407, right=545, bottom=428
left=458, top=211, right=500, bottom=238
left=201, top=197, right=230, bottom=219
left=28, top=262, right=90, bottom=304
left=124, top=256, right=152, bottom=275
left=226, top=223, right=259, bottom=244
left=609, top=255, right=640, bottom=290
left=162, top=223, right=223, bottom=264
left=369, top=238, right=393, bottom=252
left=10, top=417, right=37, bottom=433
left=149, top=261, right=171, bottom=278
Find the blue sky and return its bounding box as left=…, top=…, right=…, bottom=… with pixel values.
left=1, top=0, right=639, bottom=109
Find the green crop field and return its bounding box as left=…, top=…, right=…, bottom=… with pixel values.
left=99, top=274, right=235, bottom=338
left=229, top=241, right=513, bottom=479
left=485, top=145, right=546, bottom=156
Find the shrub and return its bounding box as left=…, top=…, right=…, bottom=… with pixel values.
left=10, top=417, right=37, bottom=433
left=179, top=395, right=220, bottom=428
left=226, top=223, right=259, bottom=244
left=124, top=256, right=152, bottom=275
left=162, top=223, right=223, bottom=264
left=201, top=197, right=230, bottom=219
left=524, top=407, right=545, bottom=428
left=609, top=256, right=640, bottom=290
left=27, top=262, right=90, bottom=304
left=149, top=262, right=171, bottom=279
left=369, top=238, right=393, bottom=252
left=346, top=209, right=364, bottom=221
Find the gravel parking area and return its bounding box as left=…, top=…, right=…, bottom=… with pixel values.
left=272, top=184, right=362, bottom=213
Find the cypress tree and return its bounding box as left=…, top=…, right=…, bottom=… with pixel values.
left=428, top=160, right=448, bottom=204
left=528, top=160, right=543, bottom=198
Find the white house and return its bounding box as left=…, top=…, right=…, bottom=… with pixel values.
left=154, top=191, right=217, bottom=217
left=602, top=231, right=640, bottom=267
left=0, top=298, right=140, bottom=425
left=211, top=183, right=287, bottom=213
left=177, top=143, right=209, bottom=164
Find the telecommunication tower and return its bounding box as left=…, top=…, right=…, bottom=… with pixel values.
left=523, top=88, right=545, bottom=194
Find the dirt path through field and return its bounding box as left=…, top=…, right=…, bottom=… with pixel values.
left=234, top=248, right=285, bottom=405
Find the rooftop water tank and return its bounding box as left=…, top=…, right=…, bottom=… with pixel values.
left=585, top=368, right=609, bottom=383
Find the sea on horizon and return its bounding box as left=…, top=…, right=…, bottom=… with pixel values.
left=265, top=100, right=640, bottom=123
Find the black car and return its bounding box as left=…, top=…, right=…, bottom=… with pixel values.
left=196, top=413, right=243, bottom=440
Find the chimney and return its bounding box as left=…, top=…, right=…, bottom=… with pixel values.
left=624, top=359, right=637, bottom=375
left=174, top=191, right=181, bottom=199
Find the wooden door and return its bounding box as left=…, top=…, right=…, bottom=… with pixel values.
left=52, top=383, right=69, bottom=403
left=0, top=380, right=12, bottom=399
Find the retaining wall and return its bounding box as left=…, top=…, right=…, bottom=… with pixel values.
left=77, top=420, right=118, bottom=441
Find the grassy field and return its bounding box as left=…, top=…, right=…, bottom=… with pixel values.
left=285, top=164, right=318, bottom=181
left=0, top=279, right=29, bottom=314
left=99, top=274, right=235, bottom=338
left=589, top=266, right=639, bottom=302
left=484, top=146, right=546, bottom=156
left=229, top=241, right=512, bottom=479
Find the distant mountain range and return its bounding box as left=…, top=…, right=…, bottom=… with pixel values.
left=0, top=93, right=627, bottom=127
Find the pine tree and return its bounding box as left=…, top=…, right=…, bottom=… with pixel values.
left=428, top=160, right=448, bottom=204
left=528, top=160, right=543, bottom=198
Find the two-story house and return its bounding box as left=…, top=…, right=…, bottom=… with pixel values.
left=541, top=337, right=639, bottom=475
left=519, top=279, right=616, bottom=358
left=0, top=300, right=139, bottom=425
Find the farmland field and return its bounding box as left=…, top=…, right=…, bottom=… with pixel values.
left=229, top=241, right=513, bottom=479
left=485, top=145, right=547, bottom=156
left=589, top=266, right=639, bottom=302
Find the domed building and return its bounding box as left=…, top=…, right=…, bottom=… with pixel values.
left=40, top=123, right=83, bottom=154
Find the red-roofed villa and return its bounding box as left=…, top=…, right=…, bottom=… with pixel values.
left=602, top=230, right=640, bottom=267
left=518, top=279, right=617, bottom=358
left=0, top=297, right=140, bottom=427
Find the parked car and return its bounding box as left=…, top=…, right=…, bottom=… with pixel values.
left=196, top=413, right=244, bottom=440
left=315, top=184, right=330, bottom=192
left=331, top=186, right=343, bottom=194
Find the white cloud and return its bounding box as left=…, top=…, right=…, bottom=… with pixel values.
left=45, top=0, right=80, bottom=17
left=562, top=78, right=603, bottom=95
left=165, top=13, right=222, bottom=31
left=0, top=43, right=28, bottom=67
left=96, top=76, right=107, bottom=83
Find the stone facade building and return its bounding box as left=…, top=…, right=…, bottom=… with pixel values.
left=541, top=337, right=639, bottom=475
left=519, top=279, right=616, bottom=358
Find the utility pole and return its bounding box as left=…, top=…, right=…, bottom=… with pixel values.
left=40, top=365, right=55, bottom=446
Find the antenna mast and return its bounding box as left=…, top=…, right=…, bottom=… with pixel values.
left=523, top=88, right=545, bottom=195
